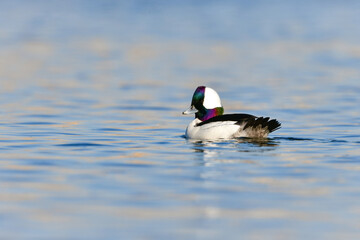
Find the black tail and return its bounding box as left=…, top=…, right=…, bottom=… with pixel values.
left=243, top=117, right=281, bottom=133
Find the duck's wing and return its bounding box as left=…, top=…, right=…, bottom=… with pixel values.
left=197, top=114, right=281, bottom=133
left=243, top=116, right=281, bottom=133
left=196, top=114, right=255, bottom=126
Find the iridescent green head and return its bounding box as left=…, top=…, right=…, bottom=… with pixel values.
left=183, top=86, right=224, bottom=121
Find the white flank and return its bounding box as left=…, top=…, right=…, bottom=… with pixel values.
left=185, top=119, right=270, bottom=140
left=185, top=119, right=242, bottom=140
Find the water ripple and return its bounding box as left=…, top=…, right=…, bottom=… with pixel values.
left=95, top=128, right=125, bottom=132
left=55, top=143, right=109, bottom=147
left=16, top=121, right=57, bottom=125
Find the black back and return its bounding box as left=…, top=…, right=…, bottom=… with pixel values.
left=196, top=114, right=255, bottom=126
left=196, top=113, right=281, bottom=133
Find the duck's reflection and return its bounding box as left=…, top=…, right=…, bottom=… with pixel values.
left=234, top=137, right=279, bottom=152
left=189, top=138, right=279, bottom=165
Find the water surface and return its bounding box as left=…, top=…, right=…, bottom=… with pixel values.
left=1, top=1, right=360, bottom=239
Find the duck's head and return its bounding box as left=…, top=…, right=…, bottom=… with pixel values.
left=183, top=86, right=224, bottom=121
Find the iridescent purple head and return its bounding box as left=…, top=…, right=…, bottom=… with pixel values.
left=183, top=86, right=224, bottom=121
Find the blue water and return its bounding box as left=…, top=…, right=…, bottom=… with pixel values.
left=1, top=1, right=360, bottom=239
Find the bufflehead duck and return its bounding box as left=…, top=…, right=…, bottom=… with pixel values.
left=183, top=86, right=281, bottom=140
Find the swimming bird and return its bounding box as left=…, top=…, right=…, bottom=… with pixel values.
left=182, top=86, right=281, bottom=140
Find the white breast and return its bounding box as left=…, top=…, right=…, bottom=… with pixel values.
left=185, top=119, right=245, bottom=140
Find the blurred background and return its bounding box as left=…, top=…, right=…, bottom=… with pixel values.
left=1, top=0, right=359, bottom=104
left=1, top=1, right=360, bottom=239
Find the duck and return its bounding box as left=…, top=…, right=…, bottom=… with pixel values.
left=182, top=86, right=281, bottom=140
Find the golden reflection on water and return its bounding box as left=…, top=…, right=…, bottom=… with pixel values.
left=2, top=37, right=358, bottom=128
left=250, top=177, right=331, bottom=197
left=1, top=38, right=359, bottom=89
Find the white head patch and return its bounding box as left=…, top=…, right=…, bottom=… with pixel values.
left=203, top=87, right=222, bottom=109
